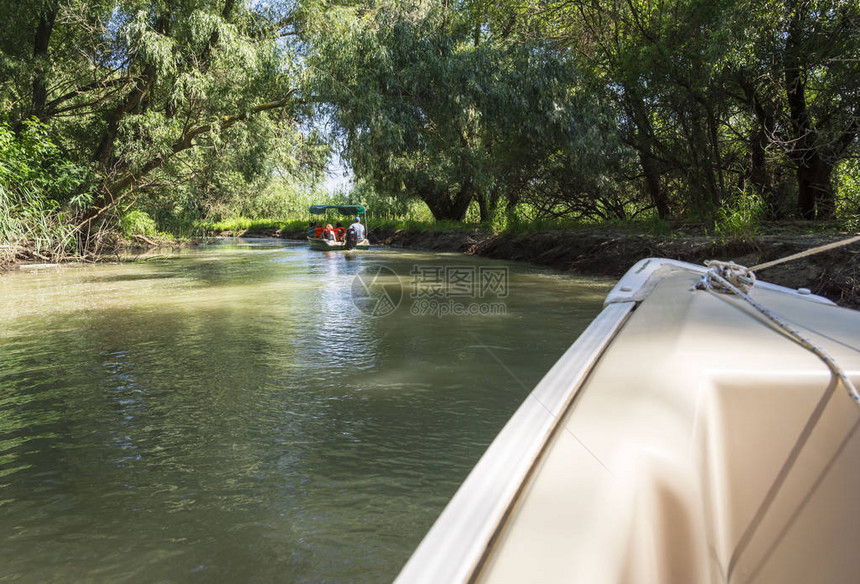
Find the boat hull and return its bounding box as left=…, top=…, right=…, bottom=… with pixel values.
left=306, top=236, right=369, bottom=251
left=395, top=258, right=860, bottom=584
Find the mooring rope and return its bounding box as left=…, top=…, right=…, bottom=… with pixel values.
left=750, top=234, right=860, bottom=272
left=696, top=259, right=860, bottom=410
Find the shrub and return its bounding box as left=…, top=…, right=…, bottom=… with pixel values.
left=715, top=187, right=766, bottom=240
left=120, top=209, right=159, bottom=237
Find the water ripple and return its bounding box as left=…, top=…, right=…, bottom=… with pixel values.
left=0, top=240, right=611, bottom=582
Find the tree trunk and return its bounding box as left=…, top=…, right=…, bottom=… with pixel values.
left=30, top=6, right=57, bottom=121
left=797, top=158, right=835, bottom=220
left=705, top=99, right=727, bottom=206
left=639, top=150, right=669, bottom=220
left=421, top=180, right=473, bottom=221
left=92, top=73, right=153, bottom=171
left=93, top=11, right=170, bottom=171
left=735, top=68, right=784, bottom=217
left=783, top=0, right=837, bottom=221
left=477, top=189, right=501, bottom=223
left=748, top=126, right=781, bottom=218
left=627, top=89, right=670, bottom=220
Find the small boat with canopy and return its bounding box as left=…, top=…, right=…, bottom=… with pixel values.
left=306, top=204, right=370, bottom=251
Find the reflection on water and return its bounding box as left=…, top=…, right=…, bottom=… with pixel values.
left=0, top=239, right=612, bottom=582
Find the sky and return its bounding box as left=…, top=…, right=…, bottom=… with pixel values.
left=322, top=151, right=353, bottom=195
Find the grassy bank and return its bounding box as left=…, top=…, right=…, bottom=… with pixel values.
left=200, top=217, right=487, bottom=237
left=203, top=218, right=308, bottom=235
left=197, top=210, right=856, bottom=241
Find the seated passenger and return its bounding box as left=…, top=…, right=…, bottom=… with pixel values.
left=349, top=217, right=366, bottom=241
left=323, top=224, right=336, bottom=241
left=335, top=223, right=346, bottom=241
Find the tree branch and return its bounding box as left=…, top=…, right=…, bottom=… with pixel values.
left=103, top=91, right=296, bottom=197
left=45, top=75, right=134, bottom=115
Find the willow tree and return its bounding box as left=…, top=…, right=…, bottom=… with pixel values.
left=307, top=0, right=615, bottom=222
left=726, top=0, right=860, bottom=220
left=491, top=0, right=860, bottom=221
left=0, top=0, right=316, bottom=246
left=493, top=0, right=744, bottom=220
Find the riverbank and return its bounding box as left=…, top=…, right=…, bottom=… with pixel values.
left=4, top=225, right=858, bottom=308
left=363, top=226, right=860, bottom=309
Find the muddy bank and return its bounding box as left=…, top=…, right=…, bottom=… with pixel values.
left=367, top=227, right=860, bottom=309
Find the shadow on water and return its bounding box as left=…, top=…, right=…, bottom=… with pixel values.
left=0, top=239, right=612, bottom=583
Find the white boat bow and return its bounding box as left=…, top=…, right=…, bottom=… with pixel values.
left=395, top=258, right=860, bottom=584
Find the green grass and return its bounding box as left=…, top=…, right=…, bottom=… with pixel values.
left=368, top=218, right=481, bottom=233
left=194, top=213, right=859, bottom=243
left=0, top=183, right=78, bottom=262
left=369, top=216, right=600, bottom=235
left=202, top=217, right=483, bottom=235
left=499, top=216, right=589, bottom=235
left=200, top=217, right=308, bottom=234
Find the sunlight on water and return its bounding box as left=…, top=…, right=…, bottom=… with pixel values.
left=0, top=239, right=612, bottom=583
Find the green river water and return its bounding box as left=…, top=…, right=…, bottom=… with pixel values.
left=0, top=239, right=612, bottom=583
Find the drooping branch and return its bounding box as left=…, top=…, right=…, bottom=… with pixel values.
left=197, top=0, right=236, bottom=71
left=44, top=76, right=135, bottom=117
left=93, top=9, right=172, bottom=171
left=100, top=92, right=296, bottom=200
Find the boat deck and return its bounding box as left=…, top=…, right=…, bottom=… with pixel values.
left=477, top=267, right=860, bottom=583
left=395, top=260, right=860, bottom=584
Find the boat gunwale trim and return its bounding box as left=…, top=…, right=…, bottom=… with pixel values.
left=393, top=301, right=635, bottom=584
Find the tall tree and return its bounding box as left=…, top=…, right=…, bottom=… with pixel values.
left=309, top=0, right=618, bottom=222
left=730, top=0, right=860, bottom=219
left=495, top=0, right=860, bottom=221
left=0, top=0, right=313, bottom=245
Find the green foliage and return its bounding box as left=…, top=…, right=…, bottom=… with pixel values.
left=2, top=0, right=859, bottom=262
left=499, top=0, right=860, bottom=223
left=327, top=181, right=435, bottom=222
left=643, top=215, right=674, bottom=237
left=714, top=187, right=767, bottom=240
left=0, top=120, right=94, bottom=205
left=0, top=0, right=319, bottom=252
left=0, top=183, right=78, bottom=261
left=120, top=209, right=158, bottom=237
left=201, top=217, right=308, bottom=234
left=835, top=158, right=860, bottom=232
left=369, top=218, right=479, bottom=234
left=309, top=1, right=622, bottom=222
left=0, top=121, right=90, bottom=259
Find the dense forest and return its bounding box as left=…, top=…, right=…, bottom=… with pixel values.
left=1, top=0, right=859, bottom=260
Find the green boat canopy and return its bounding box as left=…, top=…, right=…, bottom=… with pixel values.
left=309, top=205, right=366, bottom=216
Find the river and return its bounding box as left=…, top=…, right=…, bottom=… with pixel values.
left=0, top=239, right=612, bottom=583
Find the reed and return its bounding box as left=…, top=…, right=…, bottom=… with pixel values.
left=0, top=183, right=78, bottom=262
